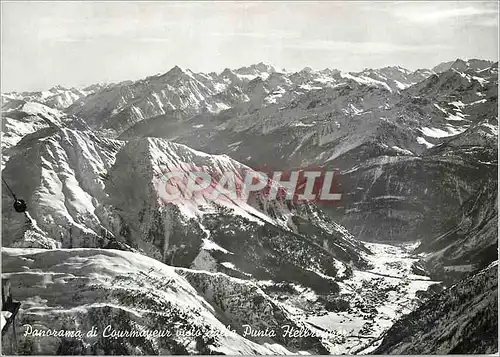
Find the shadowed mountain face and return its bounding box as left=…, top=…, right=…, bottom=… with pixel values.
left=373, top=262, right=498, bottom=355
left=415, top=177, right=498, bottom=283
left=1, top=59, right=497, bottom=355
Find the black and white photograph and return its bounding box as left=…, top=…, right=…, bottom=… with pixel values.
left=0, top=1, right=498, bottom=355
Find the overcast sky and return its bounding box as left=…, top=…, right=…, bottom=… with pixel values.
left=1, top=1, right=498, bottom=92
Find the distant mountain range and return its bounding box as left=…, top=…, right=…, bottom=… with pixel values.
left=1, top=58, right=497, bottom=355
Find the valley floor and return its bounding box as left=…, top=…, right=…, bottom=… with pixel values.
left=293, top=242, right=439, bottom=354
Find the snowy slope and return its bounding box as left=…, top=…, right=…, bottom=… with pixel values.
left=1, top=100, right=68, bottom=169
left=1, top=247, right=313, bottom=355
left=1, top=241, right=439, bottom=355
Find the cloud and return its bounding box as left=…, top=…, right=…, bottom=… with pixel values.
left=209, top=31, right=299, bottom=39
left=47, top=33, right=172, bottom=44
left=35, top=16, right=180, bottom=43
left=51, top=38, right=92, bottom=43
left=281, top=40, right=450, bottom=54
left=391, top=3, right=498, bottom=24
left=133, top=38, right=172, bottom=43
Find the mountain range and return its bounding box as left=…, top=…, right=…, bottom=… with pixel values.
left=1, top=58, right=497, bottom=355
